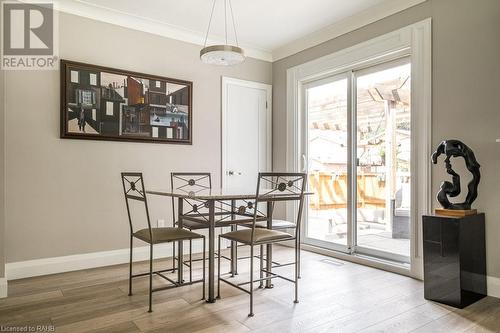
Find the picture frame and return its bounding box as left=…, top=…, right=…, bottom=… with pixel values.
left=60, top=60, right=193, bottom=144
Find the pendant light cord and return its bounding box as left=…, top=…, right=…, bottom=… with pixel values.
left=203, top=0, right=240, bottom=48
left=203, top=0, right=217, bottom=48
left=224, top=0, right=228, bottom=44
left=228, top=0, right=239, bottom=46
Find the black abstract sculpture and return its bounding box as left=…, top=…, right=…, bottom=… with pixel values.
left=431, top=140, right=480, bottom=210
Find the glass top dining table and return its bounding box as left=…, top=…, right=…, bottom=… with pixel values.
left=147, top=187, right=312, bottom=200
left=146, top=187, right=312, bottom=303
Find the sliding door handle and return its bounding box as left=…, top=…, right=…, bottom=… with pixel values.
left=301, top=154, right=307, bottom=172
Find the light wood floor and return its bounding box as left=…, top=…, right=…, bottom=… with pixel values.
left=1, top=246, right=500, bottom=333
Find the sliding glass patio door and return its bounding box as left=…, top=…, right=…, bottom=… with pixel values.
left=303, top=74, right=350, bottom=253
left=303, top=57, right=411, bottom=264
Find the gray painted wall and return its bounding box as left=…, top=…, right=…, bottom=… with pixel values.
left=0, top=56, right=5, bottom=278
left=272, top=0, right=500, bottom=278
left=4, top=12, right=272, bottom=262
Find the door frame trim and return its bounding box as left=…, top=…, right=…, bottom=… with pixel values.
left=285, top=19, right=432, bottom=280
left=221, top=77, right=273, bottom=188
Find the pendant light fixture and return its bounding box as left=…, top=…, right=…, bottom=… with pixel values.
left=200, top=0, right=245, bottom=66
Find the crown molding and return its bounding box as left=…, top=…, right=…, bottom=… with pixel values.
left=47, top=0, right=273, bottom=62
left=272, top=0, right=428, bottom=61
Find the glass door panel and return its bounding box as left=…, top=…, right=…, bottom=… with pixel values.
left=304, top=76, right=349, bottom=252
left=354, top=58, right=411, bottom=262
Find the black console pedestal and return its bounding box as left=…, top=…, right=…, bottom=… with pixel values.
left=423, top=213, right=486, bottom=308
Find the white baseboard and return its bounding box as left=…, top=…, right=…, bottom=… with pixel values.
left=6, top=241, right=204, bottom=281
left=487, top=276, right=500, bottom=298
left=0, top=278, right=7, bottom=298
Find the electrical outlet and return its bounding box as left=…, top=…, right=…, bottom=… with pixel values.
left=157, top=219, right=165, bottom=227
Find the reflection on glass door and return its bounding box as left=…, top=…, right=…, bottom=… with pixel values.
left=305, top=76, right=349, bottom=252
left=355, top=59, right=411, bottom=262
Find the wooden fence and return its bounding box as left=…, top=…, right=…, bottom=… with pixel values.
left=308, top=172, right=386, bottom=210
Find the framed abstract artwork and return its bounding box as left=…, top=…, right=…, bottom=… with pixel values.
left=60, top=60, right=192, bottom=144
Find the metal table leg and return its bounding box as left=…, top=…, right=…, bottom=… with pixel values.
left=230, top=199, right=237, bottom=276
left=265, top=200, right=274, bottom=288
left=207, top=199, right=216, bottom=303
left=177, top=197, right=184, bottom=284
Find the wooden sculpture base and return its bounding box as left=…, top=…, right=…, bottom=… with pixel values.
left=435, top=208, right=477, bottom=217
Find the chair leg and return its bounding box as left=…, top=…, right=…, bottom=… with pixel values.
left=189, top=239, right=193, bottom=283
left=148, top=243, right=154, bottom=312
left=202, top=237, right=206, bottom=300
left=249, top=245, right=254, bottom=317
left=128, top=236, right=133, bottom=296
left=217, top=236, right=221, bottom=299
left=259, top=244, right=264, bottom=288
left=234, top=226, right=238, bottom=275
left=235, top=250, right=238, bottom=274
left=294, top=238, right=299, bottom=304
left=172, top=242, right=176, bottom=272
left=230, top=240, right=235, bottom=277
left=298, top=232, right=301, bottom=279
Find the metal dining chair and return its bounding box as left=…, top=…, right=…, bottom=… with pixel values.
left=121, top=172, right=206, bottom=312
left=170, top=172, right=233, bottom=279
left=217, top=172, right=307, bottom=317
left=238, top=191, right=303, bottom=277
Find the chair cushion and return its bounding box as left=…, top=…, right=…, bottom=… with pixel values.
left=240, top=219, right=296, bottom=229
left=221, top=228, right=293, bottom=244
left=178, top=220, right=207, bottom=230
left=176, top=220, right=226, bottom=230
left=271, top=219, right=296, bottom=229
left=133, top=227, right=203, bottom=244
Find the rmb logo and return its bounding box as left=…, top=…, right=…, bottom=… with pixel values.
left=1, top=1, right=58, bottom=70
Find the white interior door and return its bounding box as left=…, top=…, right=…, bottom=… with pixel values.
left=222, top=77, right=272, bottom=189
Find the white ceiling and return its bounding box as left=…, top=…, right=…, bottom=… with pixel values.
left=56, top=0, right=426, bottom=61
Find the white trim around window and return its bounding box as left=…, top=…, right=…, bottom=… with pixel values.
left=286, top=18, right=432, bottom=280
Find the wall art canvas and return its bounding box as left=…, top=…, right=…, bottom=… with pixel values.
left=60, top=60, right=192, bottom=144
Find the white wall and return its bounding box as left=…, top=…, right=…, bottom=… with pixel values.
left=4, top=12, right=272, bottom=263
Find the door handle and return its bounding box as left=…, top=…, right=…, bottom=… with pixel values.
left=301, top=154, right=307, bottom=172
left=227, top=170, right=242, bottom=176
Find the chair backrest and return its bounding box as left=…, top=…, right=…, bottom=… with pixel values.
left=250, top=172, right=307, bottom=244
left=121, top=172, right=152, bottom=237
left=170, top=172, right=212, bottom=224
